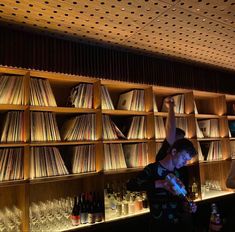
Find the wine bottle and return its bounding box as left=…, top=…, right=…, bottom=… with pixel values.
left=80, top=193, right=88, bottom=224
left=95, top=192, right=103, bottom=222
left=87, top=192, right=96, bottom=224
left=70, top=196, right=80, bottom=226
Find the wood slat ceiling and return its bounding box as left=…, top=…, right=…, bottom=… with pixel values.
left=0, top=0, right=234, bottom=71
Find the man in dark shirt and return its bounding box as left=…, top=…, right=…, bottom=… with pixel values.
left=127, top=138, right=197, bottom=232
left=156, top=96, right=189, bottom=192
left=156, top=96, right=185, bottom=162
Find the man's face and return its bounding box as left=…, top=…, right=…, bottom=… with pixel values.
left=173, top=150, right=191, bottom=169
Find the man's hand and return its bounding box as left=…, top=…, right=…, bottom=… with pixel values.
left=154, top=179, right=177, bottom=195
left=165, top=173, right=186, bottom=196
left=164, top=97, right=175, bottom=109
left=155, top=175, right=186, bottom=196
left=183, top=201, right=197, bottom=213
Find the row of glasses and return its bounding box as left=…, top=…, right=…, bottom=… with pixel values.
left=30, top=197, right=73, bottom=231
left=201, top=180, right=222, bottom=198
left=205, top=180, right=222, bottom=191
left=0, top=206, right=22, bottom=232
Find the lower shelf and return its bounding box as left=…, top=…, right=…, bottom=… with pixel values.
left=105, top=208, right=149, bottom=222
left=57, top=209, right=150, bottom=232
left=201, top=190, right=235, bottom=201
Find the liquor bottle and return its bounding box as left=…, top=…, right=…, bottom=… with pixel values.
left=135, top=193, right=143, bottom=212
left=104, top=182, right=113, bottom=195
left=191, top=180, right=199, bottom=200
left=104, top=183, right=116, bottom=220
left=70, top=196, right=80, bottom=226
left=209, top=203, right=222, bottom=232
left=141, top=192, right=148, bottom=209
left=128, top=194, right=136, bottom=214
left=165, top=173, right=189, bottom=201
left=122, top=192, right=129, bottom=215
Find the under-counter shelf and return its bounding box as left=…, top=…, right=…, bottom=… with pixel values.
left=200, top=190, right=235, bottom=201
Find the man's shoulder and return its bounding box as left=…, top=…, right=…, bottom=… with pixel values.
left=145, top=162, right=158, bottom=169
left=144, top=162, right=169, bottom=178
left=144, top=162, right=160, bottom=173
left=146, top=161, right=163, bottom=167
left=155, top=139, right=171, bottom=162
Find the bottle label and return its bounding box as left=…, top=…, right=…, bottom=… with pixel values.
left=95, top=212, right=103, bottom=222
left=88, top=213, right=96, bottom=224
left=80, top=212, right=88, bottom=224
left=70, top=215, right=80, bottom=226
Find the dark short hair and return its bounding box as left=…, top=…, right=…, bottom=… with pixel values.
left=176, top=127, right=185, bottom=137
left=170, top=138, right=197, bottom=158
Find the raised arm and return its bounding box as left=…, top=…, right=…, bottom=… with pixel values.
left=165, top=97, right=176, bottom=146
left=155, top=97, right=176, bottom=162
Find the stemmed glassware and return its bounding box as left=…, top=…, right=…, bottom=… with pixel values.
left=30, top=197, right=74, bottom=231
left=0, top=206, right=22, bottom=232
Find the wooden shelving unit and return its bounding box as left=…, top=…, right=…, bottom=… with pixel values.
left=0, top=66, right=234, bottom=231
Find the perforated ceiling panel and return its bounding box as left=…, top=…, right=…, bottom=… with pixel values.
left=0, top=0, right=234, bottom=71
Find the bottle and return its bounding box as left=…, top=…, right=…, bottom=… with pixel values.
left=70, top=196, right=80, bottom=226
left=209, top=203, right=222, bottom=232
left=115, top=194, right=123, bottom=216
left=105, top=182, right=113, bottom=195
left=165, top=173, right=189, bottom=201
left=87, top=192, right=96, bottom=224
left=141, top=192, right=148, bottom=209
left=95, top=192, right=103, bottom=222
left=80, top=193, right=88, bottom=224
left=192, top=180, right=199, bottom=200
left=135, top=193, right=143, bottom=211
left=128, top=194, right=136, bottom=214
left=122, top=194, right=129, bottom=215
